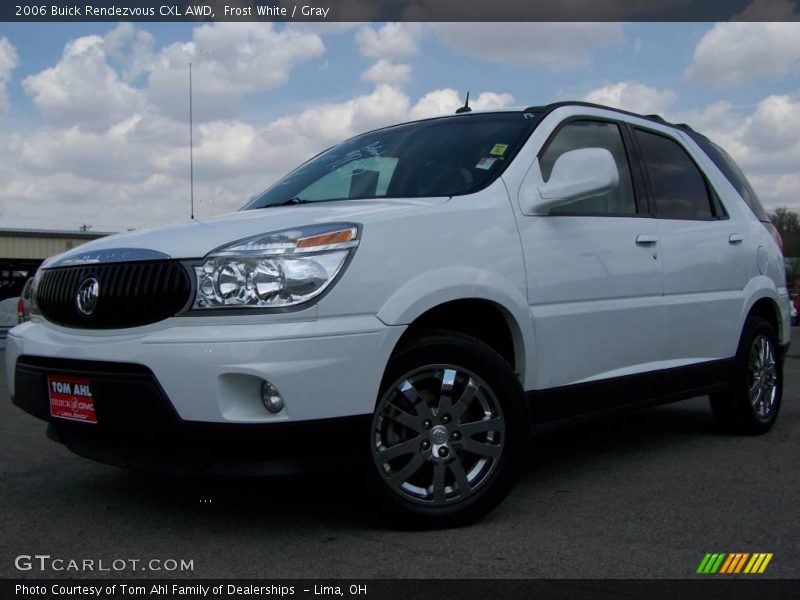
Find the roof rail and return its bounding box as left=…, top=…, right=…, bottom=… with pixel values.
left=522, top=100, right=693, bottom=133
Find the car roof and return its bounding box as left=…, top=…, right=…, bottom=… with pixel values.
left=429, top=100, right=698, bottom=135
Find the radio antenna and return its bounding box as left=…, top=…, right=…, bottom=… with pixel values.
left=189, top=61, right=195, bottom=221
left=456, top=91, right=472, bottom=114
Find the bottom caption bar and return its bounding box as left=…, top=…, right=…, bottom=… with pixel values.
left=4, top=579, right=800, bottom=600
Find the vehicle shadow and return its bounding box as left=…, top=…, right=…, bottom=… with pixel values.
left=74, top=397, right=723, bottom=531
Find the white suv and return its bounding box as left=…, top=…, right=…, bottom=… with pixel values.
left=6, top=102, right=790, bottom=527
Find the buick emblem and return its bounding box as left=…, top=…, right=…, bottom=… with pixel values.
left=75, top=277, right=99, bottom=316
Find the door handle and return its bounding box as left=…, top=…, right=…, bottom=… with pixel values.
left=729, top=233, right=744, bottom=244
left=635, top=234, right=658, bottom=245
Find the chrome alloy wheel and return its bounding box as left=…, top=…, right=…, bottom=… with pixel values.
left=749, top=334, right=778, bottom=418
left=372, top=365, right=505, bottom=506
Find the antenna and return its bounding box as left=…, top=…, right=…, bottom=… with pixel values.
left=456, top=91, right=472, bottom=114
left=189, top=61, right=195, bottom=221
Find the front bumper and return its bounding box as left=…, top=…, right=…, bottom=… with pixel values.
left=15, top=355, right=370, bottom=474
left=6, top=316, right=404, bottom=474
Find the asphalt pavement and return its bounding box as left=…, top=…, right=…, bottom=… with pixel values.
left=1, top=333, right=798, bottom=579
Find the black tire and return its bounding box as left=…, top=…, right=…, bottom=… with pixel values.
left=368, top=330, right=530, bottom=529
left=710, top=315, right=782, bottom=435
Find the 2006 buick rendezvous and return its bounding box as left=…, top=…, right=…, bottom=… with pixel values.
left=7, top=102, right=789, bottom=527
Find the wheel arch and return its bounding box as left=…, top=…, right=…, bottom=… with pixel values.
left=387, top=298, right=528, bottom=385
left=747, top=296, right=782, bottom=340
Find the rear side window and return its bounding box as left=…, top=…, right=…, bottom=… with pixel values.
left=634, top=129, right=713, bottom=220
left=689, top=133, right=768, bottom=222
left=539, top=120, right=637, bottom=215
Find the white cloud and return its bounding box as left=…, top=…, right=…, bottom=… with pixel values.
left=267, top=84, right=411, bottom=149
left=1, top=23, right=326, bottom=230
left=409, top=89, right=515, bottom=120
left=361, top=59, right=412, bottom=85
left=0, top=37, right=19, bottom=112
left=147, top=23, right=325, bottom=122
left=22, top=34, right=145, bottom=131
left=685, top=17, right=800, bottom=87
left=583, top=81, right=677, bottom=115
left=103, top=22, right=156, bottom=81
left=741, top=94, right=800, bottom=153
left=674, top=92, right=800, bottom=211
left=432, top=23, right=623, bottom=70
left=1, top=71, right=518, bottom=231
left=355, top=23, right=422, bottom=59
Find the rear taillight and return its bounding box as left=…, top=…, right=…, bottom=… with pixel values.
left=764, top=222, right=783, bottom=254
left=17, top=297, right=24, bottom=323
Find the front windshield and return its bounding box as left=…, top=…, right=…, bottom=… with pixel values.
left=244, top=111, right=541, bottom=209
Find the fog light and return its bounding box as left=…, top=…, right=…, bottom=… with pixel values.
left=261, top=380, right=284, bottom=413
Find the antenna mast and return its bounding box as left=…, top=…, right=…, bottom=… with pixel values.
left=456, top=91, right=472, bottom=114
left=189, top=62, right=195, bottom=220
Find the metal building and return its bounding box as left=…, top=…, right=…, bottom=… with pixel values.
left=0, top=228, right=113, bottom=300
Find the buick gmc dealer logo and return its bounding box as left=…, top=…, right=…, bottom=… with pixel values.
left=75, top=277, right=99, bottom=316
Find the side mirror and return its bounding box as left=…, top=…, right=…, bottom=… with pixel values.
left=521, top=147, right=619, bottom=215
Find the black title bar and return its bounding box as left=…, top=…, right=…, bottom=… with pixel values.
left=2, top=0, right=798, bottom=22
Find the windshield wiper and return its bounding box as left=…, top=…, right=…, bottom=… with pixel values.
left=265, top=197, right=314, bottom=208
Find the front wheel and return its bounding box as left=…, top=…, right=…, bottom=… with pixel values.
left=369, top=331, right=529, bottom=529
left=710, top=315, right=783, bottom=435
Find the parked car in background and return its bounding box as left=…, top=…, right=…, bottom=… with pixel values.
left=5, top=101, right=791, bottom=527
left=17, top=278, right=33, bottom=324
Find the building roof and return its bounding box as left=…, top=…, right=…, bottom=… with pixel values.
left=0, top=228, right=115, bottom=239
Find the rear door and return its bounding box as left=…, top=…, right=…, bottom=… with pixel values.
left=631, top=127, right=748, bottom=377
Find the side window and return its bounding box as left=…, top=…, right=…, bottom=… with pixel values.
left=539, top=120, right=636, bottom=215
left=690, top=134, right=762, bottom=220
left=634, top=129, right=713, bottom=220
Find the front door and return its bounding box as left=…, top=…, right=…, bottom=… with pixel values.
left=515, top=119, right=665, bottom=400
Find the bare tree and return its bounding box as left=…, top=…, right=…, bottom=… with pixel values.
left=770, top=207, right=800, bottom=259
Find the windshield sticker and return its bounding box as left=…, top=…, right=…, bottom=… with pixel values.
left=490, top=144, right=509, bottom=156
left=475, top=157, right=496, bottom=170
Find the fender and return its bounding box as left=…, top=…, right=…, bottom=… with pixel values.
left=376, top=267, right=535, bottom=386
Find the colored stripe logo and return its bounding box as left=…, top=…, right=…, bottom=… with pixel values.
left=697, top=553, right=773, bottom=574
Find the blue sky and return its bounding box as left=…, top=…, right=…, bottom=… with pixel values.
left=0, top=13, right=799, bottom=231
left=3, top=22, right=783, bottom=121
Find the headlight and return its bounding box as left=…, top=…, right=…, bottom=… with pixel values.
left=29, top=268, right=43, bottom=317
left=192, top=223, right=359, bottom=310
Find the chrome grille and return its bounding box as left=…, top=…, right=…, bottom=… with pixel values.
left=37, top=261, right=191, bottom=329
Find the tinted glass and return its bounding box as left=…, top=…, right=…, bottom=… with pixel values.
left=539, top=120, right=636, bottom=215
left=245, top=112, right=541, bottom=209
left=635, top=129, right=713, bottom=220
left=689, top=132, right=767, bottom=221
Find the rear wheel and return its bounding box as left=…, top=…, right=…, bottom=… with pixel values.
left=369, top=331, right=529, bottom=528
left=710, top=315, right=782, bottom=435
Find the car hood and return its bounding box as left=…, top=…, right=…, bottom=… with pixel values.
left=44, top=198, right=447, bottom=267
